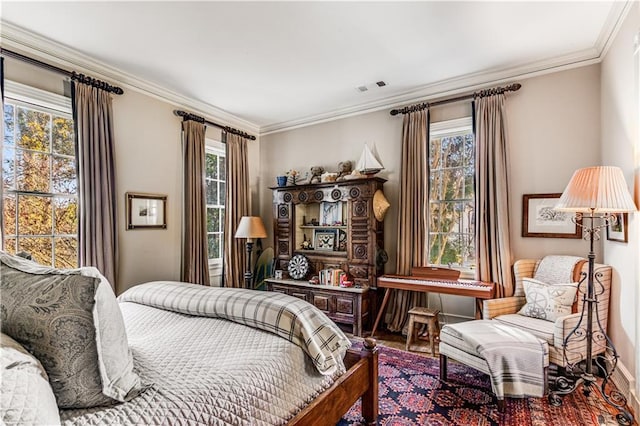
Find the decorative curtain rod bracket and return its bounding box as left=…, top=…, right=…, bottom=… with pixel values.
left=174, top=109, right=256, bottom=140
left=390, top=82, right=521, bottom=116
left=1, top=48, right=124, bottom=95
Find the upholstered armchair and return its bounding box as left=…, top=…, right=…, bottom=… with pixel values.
left=483, top=258, right=612, bottom=367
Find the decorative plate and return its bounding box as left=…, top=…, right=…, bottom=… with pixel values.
left=288, top=254, right=310, bottom=280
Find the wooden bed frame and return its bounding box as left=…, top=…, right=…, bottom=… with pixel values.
left=289, top=338, right=379, bottom=425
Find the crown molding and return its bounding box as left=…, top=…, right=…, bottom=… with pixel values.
left=260, top=48, right=601, bottom=135
left=2, top=0, right=630, bottom=138
left=0, top=21, right=260, bottom=135
left=596, top=1, right=633, bottom=59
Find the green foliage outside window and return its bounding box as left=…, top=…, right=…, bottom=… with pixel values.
left=2, top=101, right=78, bottom=268
left=428, top=132, right=476, bottom=270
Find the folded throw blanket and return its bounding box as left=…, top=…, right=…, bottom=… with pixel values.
left=534, top=255, right=585, bottom=284
left=118, top=281, right=351, bottom=375
left=457, top=320, right=548, bottom=398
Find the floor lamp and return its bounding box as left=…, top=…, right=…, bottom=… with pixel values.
left=234, top=216, right=267, bottom=289
left=552, top=166, right=636, bottom=425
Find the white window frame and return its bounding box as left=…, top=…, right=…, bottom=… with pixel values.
left=2, top=80, right=77, bottom=267
left=428, top=117, right=476, bottom=279
left=205, top=139, right=225, bottom=271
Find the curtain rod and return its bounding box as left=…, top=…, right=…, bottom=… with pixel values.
left=389, top=83, right=521, bottom=116
left=0, top=48, right=124, bottom=95
left=174, top=110, right=256, bottom=141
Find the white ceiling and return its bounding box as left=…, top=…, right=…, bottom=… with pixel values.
left=0, top=1, right=627, bottom=134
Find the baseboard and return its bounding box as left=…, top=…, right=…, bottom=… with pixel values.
left=611, top=360, right=638, bottom=418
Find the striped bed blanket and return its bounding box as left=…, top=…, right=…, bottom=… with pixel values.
left=457, top=320, right=548, bottom=398
left=118, top=281, right=351, bottom=375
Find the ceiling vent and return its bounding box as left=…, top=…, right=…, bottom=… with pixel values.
left=357, top=86, right=369, bottom=92
left=376, top=81, right=386, bottom=87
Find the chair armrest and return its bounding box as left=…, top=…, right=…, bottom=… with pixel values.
left=483, top=297, right=526, bottom=319
left=513, top=259, right=539, bottom=297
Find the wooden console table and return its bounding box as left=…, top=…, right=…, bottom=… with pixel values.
left=265, top=278, right=370, bottom=337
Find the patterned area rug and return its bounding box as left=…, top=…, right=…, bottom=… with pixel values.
left=338, top=343, right=631, bottom=426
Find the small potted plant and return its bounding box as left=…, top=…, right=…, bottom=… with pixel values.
left=276, top=174, right=288, bottom=187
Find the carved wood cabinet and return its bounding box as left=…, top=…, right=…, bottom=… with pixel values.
left=270, top=177, right=386, bottom=335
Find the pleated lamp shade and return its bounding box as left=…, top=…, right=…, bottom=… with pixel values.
left=234, top=216, right=267, bottom=240
left=555, top=166, right=637, bottom=213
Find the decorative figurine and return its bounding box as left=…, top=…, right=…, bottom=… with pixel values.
left=309, top=166, right=324, bottom=184
left=336, top=160, right=353, bottom=181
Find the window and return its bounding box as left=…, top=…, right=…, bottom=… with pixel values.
left=428, top=117, right=475, bottom=274
left=1, top=82, right=77, bottom=268
left=205, top=141, right=226, bottom=265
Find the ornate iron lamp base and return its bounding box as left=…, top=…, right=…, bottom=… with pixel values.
left=549, top=360, right=633, bottom=425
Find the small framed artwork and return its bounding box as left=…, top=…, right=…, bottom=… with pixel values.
left=606, top=213, right=628, bottom=243
left=126, top=192, right=167, bottom=230
left=522, top=193, right=581, bottom=238
left=319, top=201, right=343, bottom=226
left=314, top=229, right=336, bottom=251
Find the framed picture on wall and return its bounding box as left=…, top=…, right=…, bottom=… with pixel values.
left=522, top=193, right=581, bottom=238
left=606, top=213, right=628, bottom=243
left=126, top=192, right=167, bottom=230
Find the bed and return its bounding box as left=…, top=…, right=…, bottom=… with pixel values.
left=0, top=252, right=378, bottom=426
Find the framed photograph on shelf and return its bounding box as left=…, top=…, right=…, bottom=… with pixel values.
left=320, top=201, right=343, bottom=226
left=606, top=213, right=628, bottom=243
left=314, top=229, right=336, bottom=251
left=126, top=192, right=167, bottom=230
left=522, top=193, right=581, bottom=238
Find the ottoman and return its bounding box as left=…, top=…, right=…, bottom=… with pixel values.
left=439, top=320, right=549, bottom=410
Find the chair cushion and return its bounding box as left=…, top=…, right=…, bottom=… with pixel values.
left=518, top=278, right=578, bottom=322
left=0, top=251, right=142, bottom=409
left=493, top=314, right=555, bottom=346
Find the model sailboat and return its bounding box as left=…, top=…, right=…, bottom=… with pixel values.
left=356, top=144, right=384, bottom=176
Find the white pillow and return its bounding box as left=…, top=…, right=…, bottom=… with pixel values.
left=1, top=333, right=61, bottom=425
left=518, top=277, right=578, bottom=322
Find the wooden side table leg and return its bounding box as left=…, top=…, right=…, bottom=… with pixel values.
left=406, top=315, right=415, bottom=351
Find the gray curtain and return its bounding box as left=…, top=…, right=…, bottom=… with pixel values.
left=474, top=94, right=514, bottom=297
left=181, top=120, right=210, bottom=285
left=223, top=132, right=250, bottom=288
left=386, top=109, right=429, bottom=332
left=72, top=82, right=118, bottom=289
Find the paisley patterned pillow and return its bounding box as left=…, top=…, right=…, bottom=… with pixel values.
left=0, top=252, right=141, bottom=409
left=518, top=277, right=578, bottom=322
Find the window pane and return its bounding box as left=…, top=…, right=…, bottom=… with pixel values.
left=219, top=155, right=226, bottom=178
left=4, top=104, right=14, bottom=146
left=441, top=168, right=464, bottom=201
left=207, top=181, right=218, bottom=205
left=52, top=155, right=77, bottom=194
left=17, top=150, right=51, bottom=192
left=19, top=237, right=53, bottom=266
left=429, top=138, right=441, bottom=170
left=206, top=153, right=218, bottom=179
left=54, top=237, right=77, bottom=269
left=219, top=182, right=226, bottom=205
left=4, top=237, right=17, bottom=254
left=2, top=147, right=15, bottom=190
left=18, top=195, right=52, bottom=235
left=208, top=234, right=220, bottom=259
left=442, top=136, right=463, bottom=168
left=207, top=208, right=219, bottom=232
left=3, top=194, right=16, bottom=235
left=17, top=106, right=51, bottom=152
left=52, top=117, right=75, bottom=156
left=54, top=197, right=78, bottom=235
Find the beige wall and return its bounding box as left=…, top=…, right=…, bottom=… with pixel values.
left=3, top=55, right=261, bottom=294
left=601, top=1, right=639, bottom=400
left=260, top=64, right=602, bottom=320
